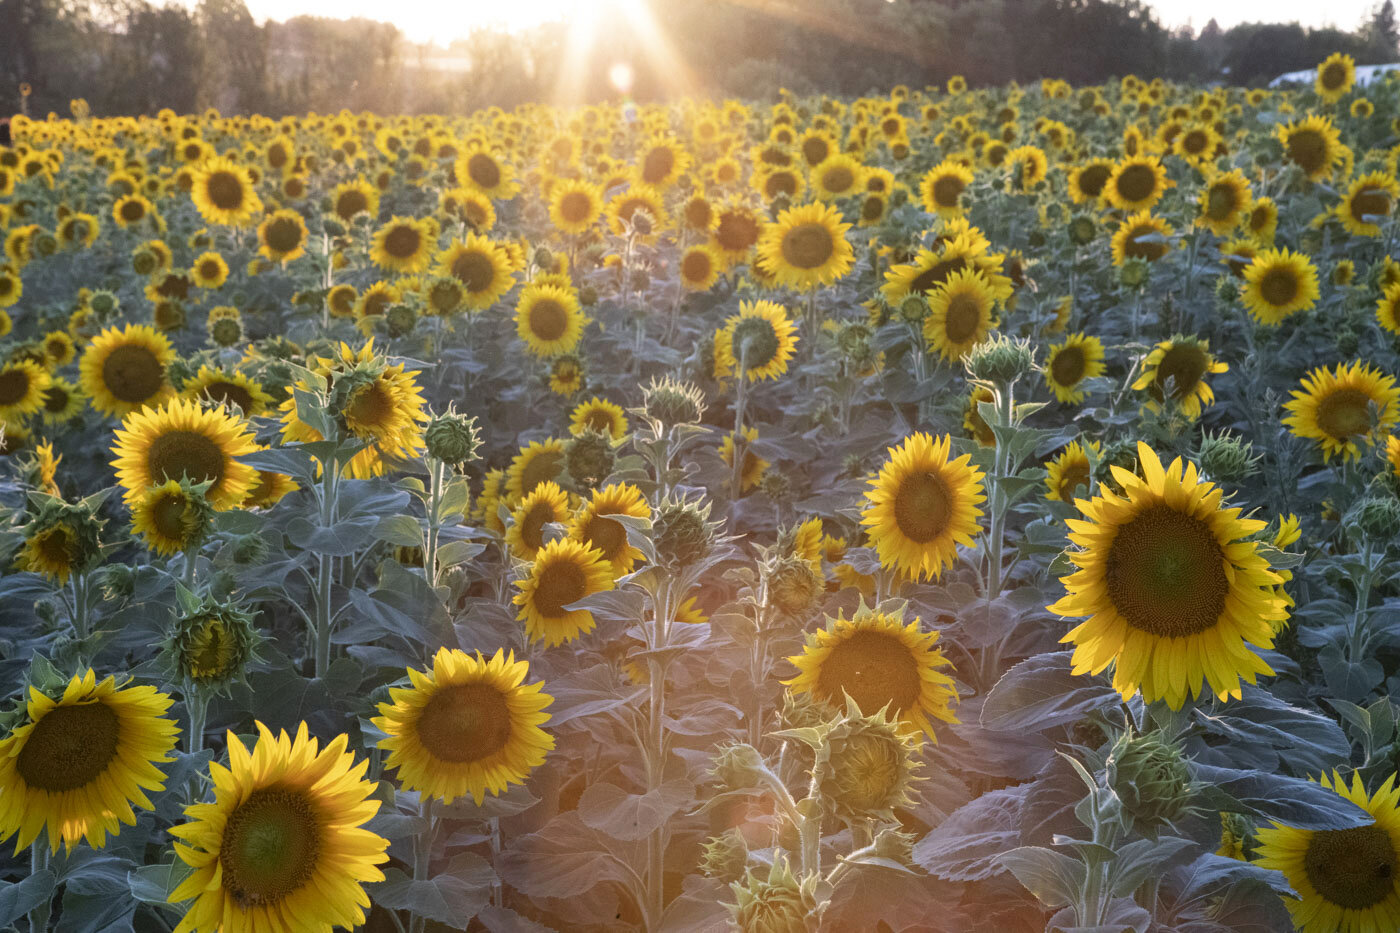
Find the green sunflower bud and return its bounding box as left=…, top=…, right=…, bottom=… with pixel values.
left=88, top=290, right=119, bottom=315
left=164, top=594, right=260, bottom=691
left=1198, top=431, right=1260, bottom=483
left=229, top=533, right=270, bottom=565
left=210, top=315, right=244, bottom=348
left=1350, top=496, right=1400, bottom=542
left=322, top=218, right=347, bottom=237
left=1336, top=325, right=1360, bottom=357
left=1068, top=214, right=1097, bottom=245
left=727, top=855, right=823, bottom=933
left=132, top=248, right=159, bottom=277
left=898, top=295, right=926, bottom=324
left=1120, top=257, right=1150, bottom=289
left=652, top=495, right=717, bottom=571
left=1107, top=730, right=1193, bottom=834
left=711, top=743, right=769, bottom=792
left=815, top=702, right=920, bottom=823
left=385, top=303, right=417, bottom=338
left=965, top=332, right=1035, bottom=386
left=533, top=246, right=553, bottom=269
left=767, top=556, right=823, bottom=618
left=757, top=470, right=794, bottom=505
left=565, top=428, right=615, bottom=490
left=1214, top=276, right=1239, bottom=302
left=700, top=829, right=750, bottom=883
left=424, top=407, right=482, bottom=465
left=578, top=284, right=598, bottom=306
left=642, top=375, right=706, bottom=427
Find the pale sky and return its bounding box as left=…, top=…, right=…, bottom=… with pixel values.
left=233, top=0, right=1385, bottom=46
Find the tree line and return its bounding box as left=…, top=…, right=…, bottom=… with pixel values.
left=2, top=0, right=1398, bottom=119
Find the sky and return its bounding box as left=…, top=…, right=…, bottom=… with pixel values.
left=234, top=0, right=1385, bottom=46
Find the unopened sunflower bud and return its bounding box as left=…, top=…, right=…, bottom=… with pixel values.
left=132, top=248, right=159, bottom=277
left=385, top=304, right=417, bottom=338
left=652, top=495, right=716, bottom=571
left=700, top=829, right=749, bottom=883
left=1121, top=257, right=1150, bottom=289
left=727, top=856, right=822, bottom=933
left=642, top=376, right=706, bottom=427
left=533, top=246, right=553, bottom=270
left=1108, top=731, right=1192, bottom=833
left=898, top=295, right=926, bottom=324
left=711, top=743, right=769, bottom=791
left=209, top=315, right=244, bottom=348
left=565, top=429, right=615, bottom=490
left=578, top=284, right=598, bottom=306
left=322, top=218, right=347, bottom=237
left=88, top=289, right=118, bottom=315
left=424, top=408, right=481, bottom=465
left=229, top=533, right=270, bottom=565
left=1068, top=214, right=1096, bottom=246
left=965, top=332, right=1035, bottom=386
left=1351, top=496, right=1400, bottom=542
left=817, top=705, right=919, bottom=822
left=1335, top=325, right=1360, bottom=357
left=767, top=556, right=823, bottom=618
left=1198, top=431, right=1260, bottom=483
left=165, top=596, right=259, bottom=690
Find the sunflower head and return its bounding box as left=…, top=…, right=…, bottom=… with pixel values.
left=165, top=592, right=260, bottom=691
left=651, top=494, right=718, bottom=572
left=130, top=477, right=215, bottom=556
left=813, top=698, right=920, bottom=823
left=513, top=537, right=615, bottom=646
left=423, top=406, right=482, bottom=465
left=1106, top=730, right=1194, bottom=834
left=13, top=496, right=105, bottom=584
left=727, top=856, right=822, bottom=933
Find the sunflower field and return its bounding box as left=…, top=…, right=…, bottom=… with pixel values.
left=3, top=51, right=1400, bottom=933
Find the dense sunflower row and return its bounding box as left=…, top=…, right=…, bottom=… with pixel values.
left=1, top=51, right=1400, bottom=932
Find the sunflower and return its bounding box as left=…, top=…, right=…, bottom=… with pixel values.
left=1241, top=247, right=1320, bottom=325
left=189, top=251, right=228, bottom=290
left=606, top=185, right=668, bottom=238
left=330, top=178, right=379, bottom=222
left=455, top=144, right=520, bottom=200
left=784, top=603, right=959, bottom=743
left=1278, top=116, right=1344, bottom=182
left=1046, top=440, right=1100, bottom=502
left=130, top=479, right=210, bottom=555
left=0, top=269, right=19, bottom=308
left=811, top=154, right=865, bottom=200
left=514, top=537, right=615, bottom=646
left=756, top=201, right=854, bottom=290
left=1283, top=361, right=1400, bottom=463
left=56, top=212, right=99, bottom=249
left=679, top=243, right=722, bottom=292
left=189, top=157, right=262, bottom=227
left=1336, top=172, right=1398, bottom=238
left=0, top=359, right=52, bottom=422
left=919, top=160, right=975, bottom=217
left=1045, top=332, right=1106, bottom=404
left=861, top=432, right=985, bottom=580
left=438, top=234, right=515, bottom=311
left=1133, top=336, right=1228, bottom=420
left=38, top=378, right=83, bottom=424
left=111, top=396, right=258, bottom=509
left=1219, top=237, right=1258, bottom=278
left=373, top=647, right=554, bottom=806
left=923, top=269, right=997, bottom=360
left=1255, top=770, right=1400, bottom=933
left=548, top=178, right=604, bottom=236
left=1315, top=52, right=1357, bottom=102
left=1110, top=211, right=1173, bottom=265
left=1244, top=196, right=1279, bottom=243
left=370, top=216, right=438, bottom=274
left=167, top=721, right=389, bottom=933
left=636, top=135, right=691, bottom=189
left=505, top=481, right=572, bottom=561
left=1005, top=145, right=1049, bottom=190
left=78, top=324, right=175, bottom=418
left=112, top=194, right=155, bottom=229
left=257, top=208, right=309, bottom=262
left=569, top=397, right=627, bottom=440
left=1050, top=442, right=1286, bottom=709
left=0, top=670, right=178, bottom=853
left=1104, top=155, right=1170, bottom=212
left=1195, top=170, right=1252, bottom=235
left=1067, top=158, right=1114, bottom=204
left=880, top=237, right=1014, bottom=307
left=1378, top=283, right=1400, bottom=334
left=505, top=437, right=566, bottom=504
left=711, top=204, right=763, bottom=265
left=719, top=426, right=769, bottom=492
left=180, top=365, right=271, bottom=417
left=569, top=482, right=650, bottom=575
left=714, top=300, right=800, bottom=382
left=1173, top=123, right=1222, bottom=168
left=515, top=283, right=586, bottom=358
left=963, top=385, right=996, bottom=447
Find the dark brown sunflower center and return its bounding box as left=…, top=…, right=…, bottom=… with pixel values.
left=120, top=199, right=146, bottom=222
left=803, top=138, right=829, bottom=165
left=1316, top=388, right=1375, bottom=440
left=336, top=190, right=368, bottom=220
left=682, top=250, right=714, bottom=282
left=147, top=430, right=226, bottom=488
left=1153, top=345, right=1208, bottom=401
left=519, top=451, right=563, bottom=498
left=815, top=630, right=923, bottom=717
left=1258, top=267, right=1299, bottom=307
left=1181, top=130, right=1208, bottom=154
left=716, top=214, right=759, bottom=252
left=1115, top=163, right=1157, bottom=203
left=264, top=217, right=304, bottom=253
left=1124, top=224, right=1167, bottom=262
left=519, top=500, right=556, bottom=552
left=205, top=171, right=245, bottom=211
left=781, top=223, right=836, bottom=270
left=533, top=559, right=587, bottom=616
left=201, top=381, right=255, bottom=414
left=684, top=201, right=712, bottom=230
left=467, top=153, right=501, bottom=189
left=559, top=191, right=592, bottom=224
left=911, top=257, right=968, bottom=295
left=642, top=147, right=675, bottom=185
left=0, top=368, right=31, bottom=405
left=1351, top=189, right=1391, bottom=223
left=1051, top=345, right=1087, bottom=386
left=151, top=490, right=193, bottom=540
left=1055, top=459, right=1091, bottom=500
left=583, top=514, right=627, bottom=562
left=1304, top=824, right=1397, bottom=910
left=199, top=259, right=222, bottom=279
left=822, top=166, right=855, bottom=193
left=383, top=224, right=421, bottom=259
left=415, top=683, right=513, bottom=763
left=16, top=701, right=120, bottom=792
left=1287, top=129, right=1327, bottom=174
left=932, top=175, right=965, bottom=207
left=1206, top=185, right=1238, bottom=221
left=345, top=381, right=394, bottom=433
left=1320, top=62, right=1349, bottom=90
left=36, top=525, right=75, bottom=565
left=1104, top=504, right=1228, bottom=638
left=764, top=172, right=798, bottom=199
left=102, top=344, right=165, bottom=403
left=862, top=196, right=886, bottom=221
left=451, top=250, right=496, bottom=292
left=528, top=299, right=570, bottom=343
left=221, top=788, right=321, bottom=907
left=43, top=386, right=71, bottom=414
left=893, top=470, right=951, bottom=544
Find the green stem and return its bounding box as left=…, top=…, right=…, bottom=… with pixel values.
left=185, top=684, right=208, bottom=756
left=729, top=344, right=751, bottom=503
left=799, top=770, right=821, bottom=877
left=313, top=461, right=340, bottom=679
left=423, top=458, right=446, bottom=589
left=645, top=577, right=675, bottom=930
left=409, top=796, right=436, bottom=933
left=29, top=843, right=51, bottom=933
left=985, top=384, right=1015, bottom=602
left=1348, top=541, right=1375, bottom=665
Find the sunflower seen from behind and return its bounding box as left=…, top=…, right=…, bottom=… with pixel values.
left=784, top=602, right=959, bottom=743
left=167, top=721, right=389, bottom=933
left=0, top=669, right=178, bottom=852
left=374, top=648, right=554, bottom=805
left=514, top=537, right=615, bottom=646
left=1050, top=442, right=1287, bottom=709
left=861, top=432, right=984, bottom=581
left=1254, top=770, right=1400, bottom=933
left=1283, top=360, right=1400, bottom=463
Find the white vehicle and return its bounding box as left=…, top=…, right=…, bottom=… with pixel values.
left=1269, top=62, right=1400, bottom=88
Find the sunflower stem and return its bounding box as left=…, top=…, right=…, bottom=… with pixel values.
left=728, top=344, right=751, bottom=504
left=28, top=843, right=51, bottom=933
left=68, top=572, right=90, bottom=647
left=184, top=682, right=208, bottom=757
left=423, top=457, right=446, bottom=590
left=799, top=769, right=822, bottom=877
left=313, top=457, right=341, bottom=680
left=644, top=576, right=675, bottom=931
left=409, top=796, right=436, bottom=933
left=488, top=816, right=504, bottom=908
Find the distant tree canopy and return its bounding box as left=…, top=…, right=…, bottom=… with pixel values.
left=2, top=0, right=1398, bottom=118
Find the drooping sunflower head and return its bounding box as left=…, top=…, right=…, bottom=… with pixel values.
left=373, top=647, right=555, bottom=805
left=860, top=431, right=985, bottom=581
left=13, top=496, right=104, bottom=584
left=1241, top=247, right=1320, bottom=324
left=1131, top=335, right=1228, bottom=420
left=1050, top=442, right=1286, bottom=709
left=1044, top=332, right=1107, bottom=404
left=0, top=670, right=178, bottom=853
left=784, top=601, right=959, bottom=743
left=78, top=324, right=175, bottom=419
left=756, top=201, right=855, bottom=290
left=190, top=156, right=262, bottom=227
left=111, top=395, right=259, bottom=510
left=1254, top=770, right=1400, bottom=933
left=513, top=537, right=615, bottom=646
left=167, top=721, right=389, bottom=933
left=1283, top=360, right=1400, bottom=462
left=714, top=300, right=800, bottom=382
